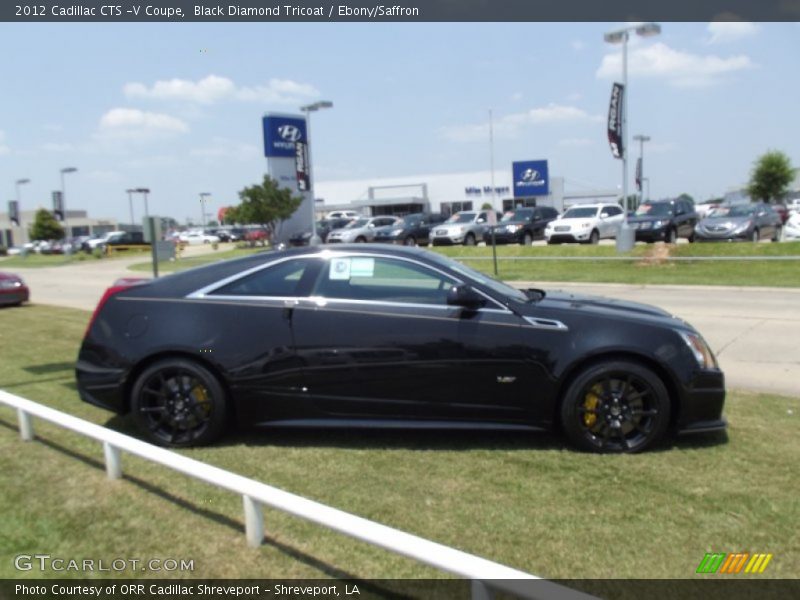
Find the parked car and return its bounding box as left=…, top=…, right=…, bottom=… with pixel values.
left=76, top=245, right=725, bottom=453
left=783, top=210, right=800, bottom=241
left=629, top=198, right=698, bottom=243
left=179, top=231, right=221, bottom=245
left=0, top=272, right=29, bottom=306
left=694, top=203, right=783, bottom=243
left=209, top=229, right=233, bottom=242
left=488, top=207, right=560, bottom=245
left=288, top=218, right=355, bottom=247
left=695, top=202, right=722, bottom=219
left=544, top=203, right=624, bottom=245
left=430, top=210, right=498, bottom=246
left=373, top=213, right=447, bottom=246
left=325, top=210, right=360, bottom=220
left=326, top=216, right=399, bottom=243
left=83, top=231, right=149, bottom=252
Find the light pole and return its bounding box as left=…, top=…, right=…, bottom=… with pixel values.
left=135, top=187, right=150, bottom=219
left=300, top=100, right=333, bottom=245
left=125, top=188, right=137, bottom=229
left=633, top=134, right=651, bottom=206
left=60, top=167, right=78, bottom=239
left=199, top=193, right=211, bottom=229
left=604, top=22, right=661, bottom=251
left=14, top=178, right=29, bottom=240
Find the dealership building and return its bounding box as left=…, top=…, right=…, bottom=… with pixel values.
left=0, top=209, right=118, bottom=247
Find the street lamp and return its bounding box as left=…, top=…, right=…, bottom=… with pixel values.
left=604, top=22, right=661, bottom=251
left=300, top=100, right=334, bottom=245
left=135, top=187, right=150, bottom=219
left=60, top=167, right=78, bottom=238
left=125, top=188, right=137, bottom=229
left=14, top=179, right=29, bottom=235
left=633, top=134, right=651, bottom=205
left=199, top=193, right=211, bottom=228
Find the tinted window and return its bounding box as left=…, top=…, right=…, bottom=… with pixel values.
left=313, top=257, right=456, bottom=305
left=211, top=259, right=311, bottom=297
left=446, top=212, right=477, bottom=224
left=606, top=206, right=623, bottom=216
left=635, top=203, right=674, bottom=217
left=502, top=208, right=534, bottom=222
left=563, top=207, right=598, bottom=219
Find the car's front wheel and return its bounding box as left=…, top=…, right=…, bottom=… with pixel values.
left=523, top=232, right=533, bottom=246
left=404, top=236, right=416, bottom=246
left=560, top=360, right=671, bottom=453
left=464, top=233, right=476, bottom=246
left=130, top=358, right=227, bottom=447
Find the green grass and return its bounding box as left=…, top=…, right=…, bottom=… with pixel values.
left=127, top=247, right=267, bottom=273
left=432, top=242, right=800, bottom=286
left=1, top=305, right=798, bottom=580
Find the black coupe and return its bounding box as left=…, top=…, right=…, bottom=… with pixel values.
left=76, top=245, right=725, bottom=453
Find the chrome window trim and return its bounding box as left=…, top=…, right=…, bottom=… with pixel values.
left=187, top=249, right=510, bottom=312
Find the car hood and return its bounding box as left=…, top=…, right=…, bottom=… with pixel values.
left=515, top=290, right=681, bottom=328
left=628, top=215, right=673, bottom=223
left=699, top=215, right=751, bottom=226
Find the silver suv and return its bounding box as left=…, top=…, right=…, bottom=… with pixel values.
left=430, top=211, right=494, bottom=246
left=326, top=216, right=400, bottom=243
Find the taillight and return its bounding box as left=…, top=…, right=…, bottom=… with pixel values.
left=84, top=278, right=149, bottom=338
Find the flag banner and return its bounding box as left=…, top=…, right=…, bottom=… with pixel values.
left=607, top=83, right=624, bottom=159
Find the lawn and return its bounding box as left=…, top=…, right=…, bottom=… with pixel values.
left=432, top=241, right=800, bottom=287
left=0, top=305, right=798, bottom=581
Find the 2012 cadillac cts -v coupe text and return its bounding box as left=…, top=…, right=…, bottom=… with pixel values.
left=76, top=246, right=725, bottom=453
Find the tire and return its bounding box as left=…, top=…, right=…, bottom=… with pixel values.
left=666, top=228, right=677, bottom=244
left=560, top=360, right=671, bottom=454
left=130, top=358, right=227, bottom=448
left=355, top=236, right=367, bottom=243
left=464, top=233, right=476, bottom=246
left=750, top=229, right=760, bottom=243
left=688, top=233, right=695, bottom=243
left=772, top=227, right=781, bottom=243
left=403, top=236, right=416, bottom=246
left=588, top=230, right=600, bottom=245
left=523, top=232, right=533, bottom=246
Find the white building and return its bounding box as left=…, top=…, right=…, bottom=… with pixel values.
left=315, top=169, right=617, bottom=218
left=0, top=209, right=118, bottom=247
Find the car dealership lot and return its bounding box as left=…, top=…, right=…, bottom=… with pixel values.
left=5, top=253, right=798, bottom=397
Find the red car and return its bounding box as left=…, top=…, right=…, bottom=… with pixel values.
left=0, top=272, right=29, bottom=306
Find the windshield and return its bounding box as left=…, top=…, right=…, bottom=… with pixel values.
left=563, top=207, right=598, bottom=219
left=446, top=212, right=476, bottom=224
left=720, top=205, right=757, bottom=217
left=635, top=203, right=674, bottom=217
left=501, top=209, right=533, bottom=222
left=346, top=218, right=370, bottom=229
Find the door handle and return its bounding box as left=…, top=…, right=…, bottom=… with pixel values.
left=282, top=299, right=299, bottom=320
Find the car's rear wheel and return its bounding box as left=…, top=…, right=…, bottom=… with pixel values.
left=355, top=236, right=367, bottom=243
left=523, top=232, right=533, bottom=246
left=560, top=360, right=671, bottom=453
left=464, top=233, right=476, bottom=246
left=131, top=358, right=227, bottom=448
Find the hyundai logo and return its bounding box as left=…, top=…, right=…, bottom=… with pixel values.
left=521, top=169, right=540, bottom=182
left=277, top=125, right=302, bottom=142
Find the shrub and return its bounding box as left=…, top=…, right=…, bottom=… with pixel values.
left=0, top=246, right=7, bottom=256
left=92, top=247, right=104, bottom=259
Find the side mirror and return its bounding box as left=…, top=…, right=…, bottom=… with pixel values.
left=447, top=285, right=486, bottom=310
left=476, top=218, right=485, bottom=224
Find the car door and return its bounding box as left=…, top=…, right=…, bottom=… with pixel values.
left=600, top=206, right=624, bottom=237
left=289, top=253, right=531, bottom=423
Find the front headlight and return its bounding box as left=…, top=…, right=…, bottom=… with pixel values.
left=0, top=279, right=23, bottom=289
left=679, top=331, right=718, bottom=369
left=733, top=220, right=753, bottom=234
left=390, top=229, right=403, bottom=237
left=653, top=220, right=668, bottom=229
left=506, top=224, right=520, bottom=233
left=581, top=222, right=591, bottom=229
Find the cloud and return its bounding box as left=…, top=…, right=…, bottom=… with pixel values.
left=97, top=108, right=189, bottom=140
left=124, top=75, right=319, bottom=105
left=596, top=42, right=755, bottom=87
left=706, top=22, right=759, bottom=44
left=440, top=103, right=602, bottom=142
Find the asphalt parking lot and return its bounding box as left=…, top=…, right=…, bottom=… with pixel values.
left=4, top=251, right=798, bottom=397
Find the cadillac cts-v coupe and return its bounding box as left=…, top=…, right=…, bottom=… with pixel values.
left=76, top=246, right=725, bottom=453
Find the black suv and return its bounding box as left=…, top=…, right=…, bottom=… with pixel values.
left=487, top=206, right=560, bottom=245
left=629, top=198, right=698, bottom=243
left=373, top=213, right=447, bottom=246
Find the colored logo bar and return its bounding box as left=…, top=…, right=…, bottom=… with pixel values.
left=696, top=552, right=773, bottom=574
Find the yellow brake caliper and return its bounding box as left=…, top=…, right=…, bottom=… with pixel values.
left=191, top=384, right=212, bottom=417
left=583, top=384, right=602, bottom=428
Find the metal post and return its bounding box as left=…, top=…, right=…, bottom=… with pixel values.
left=149, top=217, right=159, bottom=278
left=127, top=189, right=135, bottom=228
left=17, top=409, right=33, bottom=441
left=60, top=170, right=68, bottom=238
left=242, top=495, right=264, bottom=547
left=103, top=442, right=122, bottom=479
left=489, top=109, right=499, bottom=276
left=471, top=580, right=493, bottom=600
left=614, top=32, right=635, bottom=252
left=304, top=109, right=319, bottom=245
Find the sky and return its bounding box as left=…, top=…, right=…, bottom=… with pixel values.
left=1, top=21, right=798, bottom=224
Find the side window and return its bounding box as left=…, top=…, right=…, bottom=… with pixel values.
left=607, top=206, right=622, bottom=216
left=313, top=257, right=457, bottom=305
left=211, top=259, right=313, bottom=297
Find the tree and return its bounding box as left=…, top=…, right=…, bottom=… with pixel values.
left=747, top=150, right=795, bottom=203
left=235, top=176, right=303, bottom=233
left=29, top=208, right=65, bottom=240
left=677, top=193, right=695, bottom=205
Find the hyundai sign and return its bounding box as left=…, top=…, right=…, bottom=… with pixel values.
left=512, top=160, right=549, bottom=197
left=263, top=115, right=307, bottom=158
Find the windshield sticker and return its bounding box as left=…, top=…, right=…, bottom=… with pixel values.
left=350, top=258, right=375, bottom=278
left=329, top=258, right=351, bottom=280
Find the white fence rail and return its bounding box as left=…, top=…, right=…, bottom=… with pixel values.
left=0, top=390, right=594, bottom=600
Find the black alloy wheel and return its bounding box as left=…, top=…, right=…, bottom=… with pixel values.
left=131, top=358, right=227, bottom=447
left=560, top=360, right=670, bottom=453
